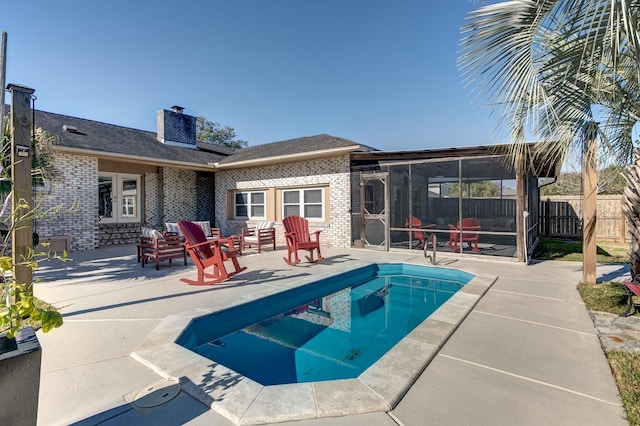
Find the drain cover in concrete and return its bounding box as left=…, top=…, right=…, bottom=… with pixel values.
left=127, top=379, right=181, bottom=410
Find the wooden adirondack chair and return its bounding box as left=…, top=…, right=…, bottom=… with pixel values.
left=448, top=217, right=481, bottom=253
left=405, top=216, right=436, bottom=249
left=282, top=216, right=324, bottom=266
left=177, top=220, right=246, bottom=285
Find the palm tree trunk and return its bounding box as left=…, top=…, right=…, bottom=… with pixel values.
left=623, top=149, right=640, bottom=281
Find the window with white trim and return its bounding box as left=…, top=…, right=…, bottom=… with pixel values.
left=98, top=173, right=141, bottom=223
left=282, top=188, right=324, bottom=221
left=234, top=191, right=266, bottom=219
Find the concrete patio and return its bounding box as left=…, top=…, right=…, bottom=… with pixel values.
left=32, top=244, right=630, bottom=425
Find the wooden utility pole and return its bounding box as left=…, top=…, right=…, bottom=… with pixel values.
left=8, top=83, right=34, bottom=286
left=0, top=32, right=7, bottom=135
left=583, top=122, right=598, bottom=284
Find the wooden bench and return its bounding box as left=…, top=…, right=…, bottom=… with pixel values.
left=139, top=234, right=187, bottom=270
left=621, top=280, right=640, bottom=317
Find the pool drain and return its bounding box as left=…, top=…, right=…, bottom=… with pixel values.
left=127, top=379, right=181, bottom=412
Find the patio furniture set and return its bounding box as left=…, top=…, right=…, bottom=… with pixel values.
left=405, top=216, right=481, bottom=252
left=136, top=216, right=323, bottom=285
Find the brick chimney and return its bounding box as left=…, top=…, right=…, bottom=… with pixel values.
left=156, top=105, right=197, bottom=149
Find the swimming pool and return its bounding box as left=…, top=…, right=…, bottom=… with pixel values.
left=178, top=263, right=473, bottom=386
left=132, top=260, right=495, bottom=425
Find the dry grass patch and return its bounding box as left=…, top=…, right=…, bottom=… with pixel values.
left=607, top=350, right=640, bottom=426
left=535, top=239, right=629, bottom=263
left=578, top=281, right=639, bottom=426
left=577, top=281, right=631, bottom=316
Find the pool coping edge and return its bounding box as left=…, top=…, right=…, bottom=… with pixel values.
left=130, top=263, right=498, bottom=425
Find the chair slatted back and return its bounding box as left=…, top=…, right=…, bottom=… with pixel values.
left=283, top=216, right=311, bottom=243
left=405, top=216, right=424, bottom=240
left=458, top=218, right=480, bottom=239
left=178, top=221, right=214, bottom=261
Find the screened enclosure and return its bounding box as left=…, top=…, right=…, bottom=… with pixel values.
left=351, top=145, right=558, bottom=262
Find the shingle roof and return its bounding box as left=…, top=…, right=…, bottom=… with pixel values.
left=34, top=110, right=228, bottom=168
left=216, top=133, right=373, bottom=165
left=29, top=109, right=375, bottom=170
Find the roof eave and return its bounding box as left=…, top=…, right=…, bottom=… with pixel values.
left=53, top=145, right=217, bottom=171
left=214, top=145, right=362, bottom=169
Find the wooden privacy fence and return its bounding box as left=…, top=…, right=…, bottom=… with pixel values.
left=539, top=195, right=629, bottom=242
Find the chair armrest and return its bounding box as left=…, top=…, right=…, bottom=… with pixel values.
left=257, top=228, right=275, bottom=237
left=214, top=237, right=236, bottom=251
left=139, top=237, right=155, bottom=248
left=161, top=235, right=185, bottom=246
left=242, top=227, right=256, bottom=238
left=187, top=239, right=216, bottom=250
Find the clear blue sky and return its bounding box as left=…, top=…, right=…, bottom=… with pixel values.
left=2, top=0, right=499, bottom=151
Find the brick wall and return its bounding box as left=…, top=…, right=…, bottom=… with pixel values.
left=35, top=153, right=99, bottom=251
left=144, top=171, right=161, bottom=229
left=33, top=154, right=207, bottom=250
left=98, top=223, right=140, bottom=245
left=35, top=153, right=350, bottom=251
left=162, top=167, right=197, bottom=224
left=156, top=109, right=197, bottom=148
left=196, top=173, right=215, bottom=222
left=215, top=155, right=352, bottom=248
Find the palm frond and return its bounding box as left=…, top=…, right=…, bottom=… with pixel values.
left=460, top=0, right=640, bottom=165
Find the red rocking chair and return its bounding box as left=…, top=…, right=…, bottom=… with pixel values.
left=405, top=216, right=436, bottom=249
left=282, top=216, right=324, bottom=266
left=177, top=221, right=246, bottom=285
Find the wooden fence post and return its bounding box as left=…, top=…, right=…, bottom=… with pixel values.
left=544, top=198, right=550, bottom=237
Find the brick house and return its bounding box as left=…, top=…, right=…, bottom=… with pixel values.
left=213, top=134, right=369, bottom=248
left=31, top=106, right=372, bottom=252
left=28, top=105, right=557, bottom=262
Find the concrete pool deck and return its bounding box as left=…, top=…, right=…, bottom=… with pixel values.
left=32, top=245, right=630, bottom=425
left=131, top=261, right=496, bottom=425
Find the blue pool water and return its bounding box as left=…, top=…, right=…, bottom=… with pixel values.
left=177, top=263, right=473, bottom=386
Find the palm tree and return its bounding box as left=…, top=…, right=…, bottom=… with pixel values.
left=623, top=150, right=640, bottom=280
left=459, top=0, right=640, bottom=282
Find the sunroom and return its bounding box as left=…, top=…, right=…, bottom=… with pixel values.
left=350, top=144, right=560, bottom=262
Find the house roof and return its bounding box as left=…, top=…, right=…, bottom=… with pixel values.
left=34, top=110, right=228, bottom=170
left=32, top=110, right=372, bottom=171
left=351, top=143, right=562, bottom=178
left=214, top=134, right=375, bottom=169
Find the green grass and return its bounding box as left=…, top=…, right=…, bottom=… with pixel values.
left=608, top=350, right=640, bottom=426
left=578, top=283, right=640, bottom=426
left=577, top=281, right=631, bottom=315
left=534, top=239, right=629, bottom=263
left=540, top=238, right=638, bottom=425
left=574, top=268, right=638, bottom=424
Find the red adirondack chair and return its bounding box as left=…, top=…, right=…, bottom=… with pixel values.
left=177, top=220, right=246, bottom=285
left=405, top=216, right=436, bottom=249
left=448, top=217, right=481, bottom=253
left=282, top=216, right=324, bottom=266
